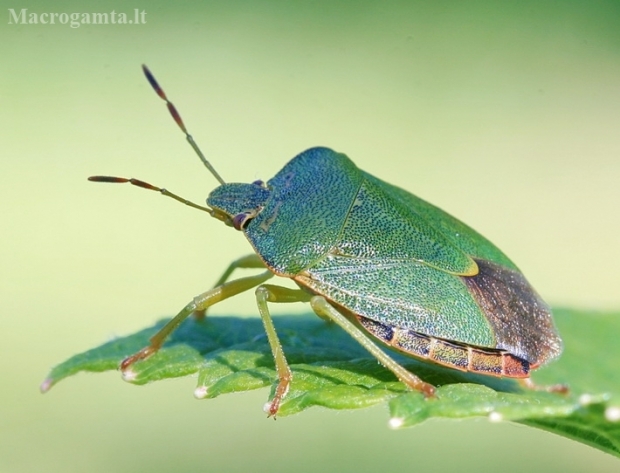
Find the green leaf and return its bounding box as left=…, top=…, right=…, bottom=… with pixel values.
left=42, top=308, right=620, bottom=457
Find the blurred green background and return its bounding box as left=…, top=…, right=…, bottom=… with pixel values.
left=2, top=1, right=619, bottom=471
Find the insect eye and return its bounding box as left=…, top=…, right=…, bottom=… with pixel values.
left=252, top=179, right=265, bottom=187
left=232, top=212, right=252, bottom=231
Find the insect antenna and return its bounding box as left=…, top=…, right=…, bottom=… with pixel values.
left=142, top=64, right=226, bottom=185
left=87, top=176, right=213, bottom=214
left=88, top=66, right=226, bottom=212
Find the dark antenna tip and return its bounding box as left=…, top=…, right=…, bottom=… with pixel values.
left=87, top=175, right=213, bottom=213
left=88, top=176, right=129, bottom=183
left=142, top=64, right=165, bottom=101
left=141, top=64, right=226, bottom=185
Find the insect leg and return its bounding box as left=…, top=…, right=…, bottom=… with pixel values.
left=213, top=254, right=266, bottom=287
left=193, top=254, right=266, bottom=320
left=518, top=377, right=569, bottom=394
left=309, top=296, right=436, bottom=398
left=120, top=270, right=274, bottom=372
left=254, top=284, right=312, bottom=417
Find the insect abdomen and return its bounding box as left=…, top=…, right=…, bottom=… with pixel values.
left=357, top=316, right=530, bottom=378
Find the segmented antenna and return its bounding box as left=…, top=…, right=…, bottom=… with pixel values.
left=142, top=64, right=225, bottom=185
left=87, top=176, right=213, bottom=214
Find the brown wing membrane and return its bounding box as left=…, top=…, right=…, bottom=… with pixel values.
left=463, top=259, right=562, bottom=367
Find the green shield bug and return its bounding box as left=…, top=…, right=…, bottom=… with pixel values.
left=90, top=65, right=565, bottom=416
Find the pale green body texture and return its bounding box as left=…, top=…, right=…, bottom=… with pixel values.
left=208, top=147, right=562, bottom=368
left=109, top=66, right=563, bottom=414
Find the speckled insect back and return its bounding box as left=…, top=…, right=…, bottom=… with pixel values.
left=210, top=147, right=562, bottom=371
left=89, top=65, right=565, bottom=417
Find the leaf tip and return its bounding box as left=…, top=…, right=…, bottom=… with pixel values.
left=604, top=406, right=620, bottom=423
left=121, top=369, right=137, bottom=383
left=578, top=393, right=595, bottom=406
left=40, top=377, right=54, bottom=393
left=388, top=417, right=404, bottom=429
left=194, top=386, right=208, bottom=399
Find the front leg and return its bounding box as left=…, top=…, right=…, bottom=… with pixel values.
left=194, top=254, right=266, bottom=320
left=254, top=284, right=311, bottom=417
left=120, top=270, right=274, bottom=373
